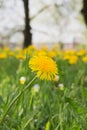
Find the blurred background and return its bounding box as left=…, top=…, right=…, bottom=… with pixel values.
left=0, top=0, right=87, bottom=49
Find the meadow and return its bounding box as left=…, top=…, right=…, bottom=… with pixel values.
left=0, top=45, right=87, bottom=130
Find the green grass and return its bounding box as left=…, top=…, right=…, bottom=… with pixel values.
left=0, top=54, right=87, bottom=130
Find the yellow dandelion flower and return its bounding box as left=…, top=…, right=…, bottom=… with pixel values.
left=64, top=50, right=76, bottom=55
left=64, top=54, right=70, bottom=60
left=82, top=56, right=87, bottom=62
left=77, top=50, right=86, bottom=56
left=29, top=55, right=58, bottom=80
left=8, top=51, right=15, bottom=57
left=0, top=53, right=7, bottom=59
left=4, top=47, right=9, bottom=52
left=68, top=55, right=78, bottom=64
left=37, top=50, right=47, bottom=56
left=48, top=51, right=56, bottom=58
left=16, top=54, right=26, bottom=60
left=27, top=45, right=36, bottom=55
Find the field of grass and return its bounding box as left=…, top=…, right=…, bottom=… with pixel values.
left=0, top=45, right=87, bottom=130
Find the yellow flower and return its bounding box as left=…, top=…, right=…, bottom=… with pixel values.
left=68, top=55, right=78, bottom=64
left=8, top=51, right=15, bottom=57
left=3, top=47, right=9, bottom=52
left=16, top=54, right=26, bottom=60
left=0, top=53, right=7, bottom=59
left=37, top=50, right=47, bottom=56
left=64, top=50, right=76, bottom=60
left=29, top=55, right=58, bottom=80
left=48, top=51, right=56, bottom=58
left=64, top=54, right=70, bottom=60
left=82, top=56, right=87, bottom=62
left=77, top=50, right=86, bottom=56
left=64, top=50, right=76, bottom=55
left=27, top=45, right=36, bottom=55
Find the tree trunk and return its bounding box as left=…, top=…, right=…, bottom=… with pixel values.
left=81, top=0, right=87, bottom=25
left=23, top=0, right=32, bottom=48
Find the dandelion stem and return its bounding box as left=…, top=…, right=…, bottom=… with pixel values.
left=0, top=76, right=37, bottom=125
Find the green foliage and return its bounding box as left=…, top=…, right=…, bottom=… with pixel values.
left=0, top=51, right=87, bottom=130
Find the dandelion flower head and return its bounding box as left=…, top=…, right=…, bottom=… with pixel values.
left=82, top=56, right=87, bottom=62
left=29, top=55, right=58, bottom=80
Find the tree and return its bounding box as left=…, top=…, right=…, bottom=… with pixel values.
left=22, top=0, right=51, bottom=48
left=81, top=0, right=87, bottom=25
left=23, top=0, right=32, bottom=48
